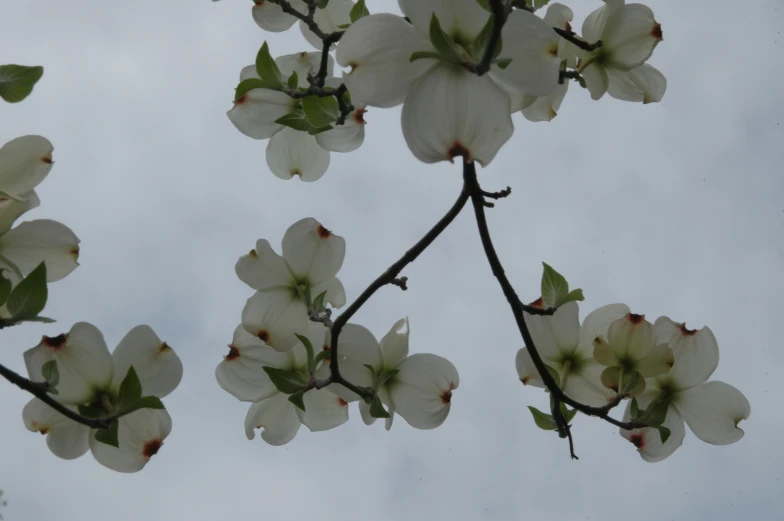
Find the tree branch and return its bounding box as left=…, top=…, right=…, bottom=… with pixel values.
left=328, top=180, right=472, bottom=398
left=0, top=362, right=115, bottom=430
left=553, top=27, right=603, bottom=52
left=463, top=161, right=646, bottom=443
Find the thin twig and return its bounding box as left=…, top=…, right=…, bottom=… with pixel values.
left=328, top=181, right=472, bottom=398
left=463, top=161, right=645, bottom=436
left=553, top=27, right=603, bottom=52
left=466, top=0, right=507, bottom=76
left=0, top=362, right=114, bottom=430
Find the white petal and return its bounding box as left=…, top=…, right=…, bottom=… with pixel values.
left=577, top=303, right=631, bottom=357
left=0, top=135, right=53, bottom=198
left=603, top=4, right=662, bottom=69
left=216, top=326, right=288, bottom=402
left=380, top=317, right=409, bottom=369
left=0, top=190, right=39, bottom=235
left=402, top=64, right=513, bottom=167
left=543, top=3, right=574, bottom=31
left=515, top=348, right=545, bottom=388
left=241, top=289, right=310, bottom=352
left=299, top=0, right=354, bottom=50
left=358, top=400, right=376, bottom=425
left=606, top=314, right=656, bottom=362
left=0, top=219, right=79, bottom=281
left=310, top=277, right=347, bottom=309
left=110, top=325, right=183, bottom=399
left=580, top=62, right=609, bottom=100
left=266, top=128, right=330, bottom=182
left=564, top=361, right=616, bottom=407
left=496, top=10, right=561, bottom=96
left=251, top=0, right=306, bottom=32
left=228, top=88, right=293, bottom=140
left=298, top=389, right=349, bottom=432
left=244, top=393, right=301, bottom=445
left=336, top=13, right=434, bottom=108
left=388, top=353, right=458, bottom=429
left=235, top=238, right=293, bottom=292
left=675, top=381, right=750, bottom=445
left=398, top=0, right=490, bottom=41
left=654, top=317, right=719, bottom=390
left=315, top=108, right=366, bottom=153
left=276, top=52, right=333, bottom=88
left=334, top=323, right=382, bottom=368
left=581, top=1, right=615, bottom=43
left=281, top=217, right=346, bottom=286
left=521, top=81, right=568, bottom=122
left=524, top=301, right=580, bottom=362
left=607, top=64, right=666, bottom=103
left=620, top=392, right=686, bottom=463
left=24, top=322, right=114, bottom=405
left=637, top=342, right=674, bottom=378
left=23, top=398, right=90, bottom=460
left=89, top=408, right=172, bottom=473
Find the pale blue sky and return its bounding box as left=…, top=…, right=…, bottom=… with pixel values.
left=1, top=1, right=782, bottom=520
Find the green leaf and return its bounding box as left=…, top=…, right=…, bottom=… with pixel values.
left=349, top=0, right=369, bottom=22
left=363, top=364, right=377, bottom=381
left=314, top=350, right=330, bottom=365
left=288, top=391, right=306, bottom=412
left=78, top=402, right=107, bottom=419
left=0, top=270, right=12, bottom=307
left=119, top=396, right=166, bottom=417
left=495, top=58, right=513, bottom=70
left=641, top=396, right=670, bottom=427
left=475, top=0, right=491, bottom=11
left=657, top=425, right=671, bottom=444
left=287, top=70, right=299, bottom=91
left=7, top=262, right=48, bottom=321
left=22, top=316, right=56, bottom=323
left=564, top=289, right=585, bottom=304
left=621, top=370, right=643, bottom=395
left=295, top=333, right=316, bottom=372
left=235, top=78, right=278, bottom=100
left=540, top=262, right=569, bottom=308
left=0, top=65, right=44, bottom=103
left=42, top=360, right=59, bottom=389
left=255, top=42, right=284, bottom=89
left=275, top=111, right=332, bottom=135
left=117, top=367, right=143, bottom=412
left=302, top=95, right=339, bottom=128
left=630, top=397, right=640, bottom=419
left=410, top=51, right=446, bottom=63
left=429, top=14, right=468, bottom=65
left=317, top=0, right=330, bottom=7
left=263, top=366, right=307, bottom=394
left=369, top=395, right=390, bottom=418
left=311, top=290, right=328, bottom=313
left=559, top=403, right=577, bottom=424
left=94, top=421, right=120, bottom=448
left=527, top=406, right=558, bottom=430
left=525, top=0, right=551, bottom=10
left=471, top=16, right=503, bottom=63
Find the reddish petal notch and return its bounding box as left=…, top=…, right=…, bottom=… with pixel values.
left=226, top=345, right=240, bottom=361
left=447, top=142, right=472, bottom=163
left=142, top=439, right=163, bottom=459
left=628, top=313, right=645, bottom=325
left=679, top=323, right=697, bottom=336
left=317, top=225, right=332, bottom=238
left=651, top=24, right=663, bottom=40
left=629, top=433, right=646, bottom=450
left=43, top=334, right=67, bottom=349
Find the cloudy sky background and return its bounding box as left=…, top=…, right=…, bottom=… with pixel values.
left=1, top=0, right=782, bottom=519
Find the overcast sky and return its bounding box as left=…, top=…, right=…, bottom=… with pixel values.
left=1, top=1, right=782, bottom=520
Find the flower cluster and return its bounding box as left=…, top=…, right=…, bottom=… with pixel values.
left=516, top=301, right=750, bottom=462
left=233, top=0, right=666, bottom=179
left=22, top=324, right=183, bottom=472
left=0, top=135, right=80, bottom=320
left=216, top=218, right=459, bottom=444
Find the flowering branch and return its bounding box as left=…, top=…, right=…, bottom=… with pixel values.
left=469, top=0, right=508, bottom=76
left=463, top=162, right=646, bottom=445
left=269, top=0, right=352, bottom=121
left=0, top=362, right=115, bottom=430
